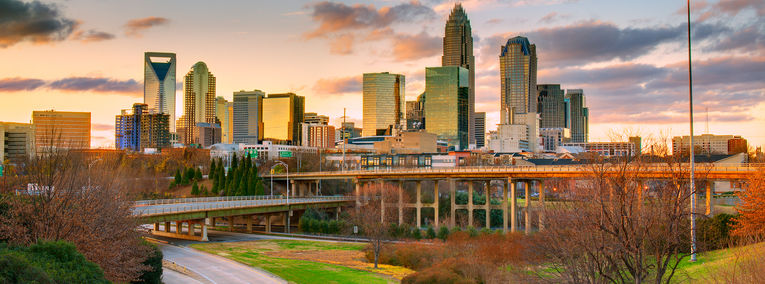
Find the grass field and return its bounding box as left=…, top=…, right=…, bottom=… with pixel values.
left=191, top=239, right=412, bottom=284
left=671, top=242, right=764, bottom=283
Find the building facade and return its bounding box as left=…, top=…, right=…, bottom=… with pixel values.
left=261, top=93, right=304, bottom=145
left=474, top=112, right=486, bottom=148
left=143, top=52, right=176, bottom=132
left=32, top=111, right=90, bottom=152
left=115, top=103, right=170, bottom=152
left=232, top=90, right=264, bottom=145
left=181, top=62, right=217, bottom=144
left=193, top=122, right=221, bottom=148
left=537, top=84, right=566, bottom=129
left=0, top=122, right=34, bottom=162
left=374, top=131, right=437, bottom=154
left=305, top=124, right=335, bottom=149
left=566, top=89, right=589, bottom=143
left=672, top=134, right=748, bottom=155
left=562, top=142, right=636, bottom=157
left=424, top=66, right=469, bottom=150
left=362, top=72, right=405, bottom=136
left=304, top=112, right=329, bottom=125
left=540, top=127, right=571, bottom=152
left=500, top=36, right=537, bottom=124
left=216, top=97, right=233, bottom=144
left=442, top=3, right=476, bottom=146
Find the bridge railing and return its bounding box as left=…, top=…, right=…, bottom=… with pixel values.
left=133, top=196, right=354, bottom=216
left=135, top=195, right=284, bottom=206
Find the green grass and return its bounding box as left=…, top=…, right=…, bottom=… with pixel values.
left=191, top=241, right=395, bottom=284
left=671, top=242, right=764, bottom=283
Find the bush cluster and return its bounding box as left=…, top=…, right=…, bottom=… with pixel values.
left=299, top=208, right=345, bottom=235
left=698, top=213, right=738, bottom=250
left=0, top=241, right=108, bottom=283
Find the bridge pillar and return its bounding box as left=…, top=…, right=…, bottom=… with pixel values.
left=154, top=223, right=159, bottom=232
left=399, top=180, right=404, bottom=225
left=433, top=180, right=439, bottom=228
left=201, top=223, right=208, bottom=241
left=336, top=206, right=341, bottom=220
left=266, top=215, right=272, bottom=233
left=228, top=217, right=234, bottom=232
left=175, top=221, right=181, bottom=234
left=449, top=178, right=456, bottom=228
left=502, top=180, right=508, bottom=233
left=246, top=215, right=253, bottom=233
left=415, top=180, right=421, bottom=228
left=706, top=182, right=714, bottom=216
left=291, top=180, right=296, bottom=198
left=468, top=182, right=474, bottom=228
left=164, top=222, right=171, bottom=233
left=188, top=222, right=195, bottom=236
left=485, top=181, right=491, bottom=230
left=510, top=179, right=517, bottom=233
left=525, top=180, right=531, bottom=235
left=354, top=179, right=361, bottom=211
left=539, top=179, right=545, bottom=231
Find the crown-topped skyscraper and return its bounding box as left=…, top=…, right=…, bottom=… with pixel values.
left=442, top=3, right=476, bottom=148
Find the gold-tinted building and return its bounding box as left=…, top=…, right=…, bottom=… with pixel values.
left=500, top=36, right=537, bottom=124
left=424, top=66, right=469, bottom=150
left=32, top=110, right=91, bottom=152
left=181, top=61, right=216, bottom=144
left=261, top=93, right=304, bottom=145
left=362, top=72, right=405, bottom=137
left=442, top=3, right=475, bottom=146
left=215, top=96, right=233, bottom=144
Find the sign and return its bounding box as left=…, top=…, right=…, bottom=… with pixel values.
left=279, top=151, right=293, bottom=158
left=245, top=149, right=258, bottom=158
left=353, top=226, right=358, bottom=234
left=0, top=165, right=3, bottom=177
left=270, top=169, right=275, bottom=175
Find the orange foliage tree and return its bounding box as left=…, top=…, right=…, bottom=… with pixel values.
left=732, top=168, right=765, bottom=238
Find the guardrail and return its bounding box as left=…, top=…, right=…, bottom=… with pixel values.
left=133, top=196, right=353, bottom=216
left=135, top=195, right=284, bottom=206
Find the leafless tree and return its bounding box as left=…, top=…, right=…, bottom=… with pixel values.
left=348, top=182, right=405, bottom=268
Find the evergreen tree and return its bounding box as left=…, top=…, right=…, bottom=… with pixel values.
left=209, top=160, right=216, bottom=181
left=174, top=169, right=182, bottom=183
left=231, top=153, right=238, bottom=170
left=255, top=179, right=265, bottom=195
left=238, top=177, right=247, bottom=196
left=211, top=182, right=219, bottom=196
left=191, top=181, right=199, bottom=196
left=200, top=185, right=208, bottom=196
left=195, top=168, right=202, bottom=180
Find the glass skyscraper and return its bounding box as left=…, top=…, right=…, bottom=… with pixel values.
left=474, top=112, right=485, bottom=148
left=500, top=36, right=537, bottom=123
left=181, top=62, right=216, bottom=144
left=143, top=52, right=176, bottom=132
left=537, top=84, right=566, bottom=129
left=216, top=96, right=233, bottom=144
left=566, top=89, right=589, bottom=143
left=232, top=90, right=265, bottom=145
left=261, top=93, right=304, bottom=145
left=362, top=72, right=405, bottom=137
left=424, top=66, right=469, bottom=150
left=442, top=4, right=475, bottom=146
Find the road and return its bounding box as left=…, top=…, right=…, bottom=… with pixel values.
left=133, top=196, right=349, bottom=215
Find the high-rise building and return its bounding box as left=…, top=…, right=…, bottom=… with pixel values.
left=442, top=3, right=475, bottom=146
left=362, top=72, right=405, bottom=137
left=261, top=93, right=304, bottom=145
left=233, top=90, right=265, bottom=145
left=500, top=36, right=537, bottom=123
left=405, top=100, right=423, bottom=130
left=115, top=103, right=170, bottom=152
left=216, top=97, right=233, bottom=144
left=32, top=111, right=90, bottom=152
left=304, top=112, right=329, bottom=125
left=537, top=84, right=567, bottom=129
left=0, top=122, right=34, bottom=162
left=424, top=66, right=469, bottom=150
left=143, top=52, right=176, bottom=132
left=540, top=127, right=571, bottom=152
left=193, top=122, right=221, bottom=148
left=474, top=112, right=486, bottom=148
left=305, top=124, right=335, bottom=148
left=181, top=62, right=216, bottom=144
left=566, top=89, right=588, bottom=143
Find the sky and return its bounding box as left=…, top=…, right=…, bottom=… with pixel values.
left=0, top=0, right=763, bottom=149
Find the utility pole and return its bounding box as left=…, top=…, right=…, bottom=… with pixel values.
left=342, top=108, right=347, bottom=171
left=687, top=0, right=698, bottom=263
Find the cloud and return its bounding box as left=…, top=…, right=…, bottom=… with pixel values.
left=0, top=0, right=77, bottom=48
left=391, top=31, right=442, bottom=61
left=304, top=1, right=435, bottom=39
left=313, top=76, right=361, bottom=94
left=329, top=33, right=355, bottom=55
left=71, top=29, right=115, bottom=42
left=124, top=16, right=169, bottom=37
left=0, top=78, right=45, bottom=92
left=91, top=123, right=113, bottom=131
left=48, top=77, right=142, bottom=95
left=485, top=18, right=503, bottom=25
left=538, top=12, right=568, bottom=24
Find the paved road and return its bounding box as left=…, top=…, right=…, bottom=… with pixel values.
left=158, top=242, right=284, bottom=284
left=162, top=269, right=204, bottom=284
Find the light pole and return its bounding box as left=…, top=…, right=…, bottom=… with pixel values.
left=687, top=0, right=698, bottom=262
left=270, top=161, right=289, bottom=198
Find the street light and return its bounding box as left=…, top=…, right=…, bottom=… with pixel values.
left=270, top=161, right=289, bottom=199
left=687, top=0, right=698, bottom=262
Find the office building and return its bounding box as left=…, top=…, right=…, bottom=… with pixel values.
left=304, top=112, right=329, bottom=125
left=193, top=123, right=221, bottom=148
left=305, top=124, right=335, bottom=148
left=0, top=122, right=34, bottom=162
left=562, top=142, right=637, bottom=157
left=540, top=128, right=571, bottom=152
left=115, top=103, right=170, bottom=152
left=232, top=90, right=265, bottom=145
left=144, top=52, right=176, bottom=132
left=500, top=36, right=537, bottom=123
left=32, top=110, right=90, bottom=152
left=424, top=66, right=469, bottom=150
left=374, top=131, right=437, bottom=154
left=672, top=134, right=748, bottom=155
left=443, top=3, right=476, bottom=146
left=261, top=93, right=304, bottom=145
left=362, top=72, right=405, bottom=136
left=216, top=97, right=233, bottom=144
left=474, top=112, right=485, bottom=148
left=566, top=89, right=589, bottom=143
left=538, top=84, right=567, bottom=129
left=337, top=122, right=362, bottom=141
left=180, top=62, right=216, bottom=144
left=629, top=136, right=642, bottom=155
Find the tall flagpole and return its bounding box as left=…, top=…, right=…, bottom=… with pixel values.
left=688, top=0, right=698, bottom=262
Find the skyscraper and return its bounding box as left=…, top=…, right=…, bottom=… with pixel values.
left=442, top=4, right=475, bottom=146
left=537, top=84, right=566, bottom=129
left=500, top=36, right=537, bottom=123
left=362, top=72, right=405, bottom=137
left=232, top=90, right=265, bottom=145
left=143, top=52, right=176, bottom=132
left=32, top=110, right=91, bottom=152
left=115, top=103, right=170, bottom=151
left=181, top=62, right=216, bottom=145
left=474, top=112, right=485, bottom=148
left=216, top=97, right=233, bottom=144
left=566, top=89, right=589, bottom=143
left=424, top=66, right=469, bottom=150
left=261, top=93, right=304, bottom=145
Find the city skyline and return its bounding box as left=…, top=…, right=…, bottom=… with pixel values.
left=0, top=0, right=763, bottom=148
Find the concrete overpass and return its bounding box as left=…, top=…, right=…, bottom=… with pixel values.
left=269, top=164, right=757, bottom=234
left=133, top=196, right=353, bottom=241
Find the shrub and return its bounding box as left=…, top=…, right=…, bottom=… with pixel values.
left=480, top=227, right=492, bottom=235
left=299, top=217, right=310, bottom=233
left=132, top=242, right=162, bottom=284
left=412, top=228, right=422, bottom=240
left=0, top=253, right=51, bottom=283
left=467, top=227, right=479, bottom=237
left=401, top=258, right=476, bottom=284
left=8, top=241, right=109, bottom=283
left=438, top=226, right=450, bottom=241
left=698, top=213, right=737, bottom=250
left=426, top=227, right=437, bottom=239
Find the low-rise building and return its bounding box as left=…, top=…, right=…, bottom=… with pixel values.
left=672, top=134, right=748, bottom=155
left=0, top=122, right=34, bottom=162
left=561, top=141, right=637, bottom=157
left=374, top=131, right=437, bottom=154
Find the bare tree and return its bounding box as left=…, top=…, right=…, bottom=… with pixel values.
left=348, top=182, right=405, bottom=268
